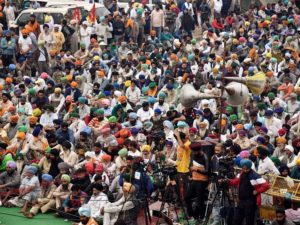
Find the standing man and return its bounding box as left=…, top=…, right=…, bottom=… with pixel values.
left=151, top=4, right=165, bottom=40
left=185, top=142, right=210, bottom=222
left=3, top=1, right=15, bottom=28
left=227, top=159, right=270, bottom=225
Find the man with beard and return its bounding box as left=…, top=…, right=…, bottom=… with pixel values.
left=137, top=102, right=154, bottom=122
left=24, top=174, right=57, bottom=218
left=53, top=174, right=73, bottom=209
left=76, top=207, right=99, bottom=225
left=264, top=109, right=282, bottom=138
left=29, top=126, right=49, bottom=160
left=185, top=143, right=209, bottom=222
left=71, top=168, right=91, bottom=191
left=226, top=159, right=270, bottom=225
left=48, top=148, right=64, bottom=178
left=0, top=161, right=21, bottom=205
left=65, top=81, right=82, bottom=102
left=69, top=112, right=87, bottom=141
left=33, top=91, right=49, bottom=109
left=102, top=116, right=122, bottom=135
left=3, top=115, right=19, bottom=140
left=39, top=104, right=58, bottom=130
left=55, top=122, right=75, bottom=144
left=75, top=131, right=93, bottom=153
left=60, top=140, right=78, bottom=167
left=16, top=97, right=33, bottom=116
left=78, top=97, right=90, bottom=120
left=153, top=92, right=169, bottom=116
left=122, top=112, right=143, bottom=129
left=150, top=108, right=165, bottom=133
left=7, top=165, right=41, bottom=213
left=189, top=127, right=201, bottom=142
left=198, top=122, right=209, bottom=139
left=92, top=142, right=103, bottom=162
left=257, top=146, right=280, bottom=175
left=38, top=147, right=52, bottom=175
left=48, top=88, right=65, bottom=114
left=83, top=183, right=108, bottom=222
left=271, top=208, right=295, bottom=225
left=88, top=109, right=108, bottom=136
left=1, top=92, right=13, bottom=117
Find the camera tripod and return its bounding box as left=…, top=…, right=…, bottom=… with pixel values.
left=203, top=177, right=231, bottom=225
left=155, top=175, right=190, bottom=225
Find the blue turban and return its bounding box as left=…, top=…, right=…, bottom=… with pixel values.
left=24, top=78, right=32, bottom=84
left=149, top=97, right=156, bottom=104
left=177, top=121, right=187, bottom=127
left=154, top=108, right=162, bottom=115
left=78, top=207, right=91, bottom=217
left=42, top=174, right=53, bottom=182
left=26, top=165, right=37, bottom=174
left=240, top=159, right=252, bottom=169
left=129, top=112, right=138, bottom=119
left=131, top=128, right=139, bottom=135
left=163, top=120, right=174, bottom=130
left=32, top=127, right=41, bottom=137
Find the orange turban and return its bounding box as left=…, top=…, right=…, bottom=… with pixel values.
left=101, top=154, right=112, bottom=162
left=66, top=75, right=73, bottom=81
left=118, top=95, right=127, bottom=103
left=17, top=132, right=26, bottom=140
left=235, top=124, right=244, bottom=130
left=5, top=77, right=13, bottom=83
left=266, top=71, right=273, bottom=77
left=29, top=116, right=38, bottom=124
left=119, top=129, right=130, bottom=138
left=276, top=137, right=286, bottom=144
left=10, top=115, right=19, bottom=123
left=71, top=81, right=78, bottom=88
left=97, top=70, right=105, bottom=78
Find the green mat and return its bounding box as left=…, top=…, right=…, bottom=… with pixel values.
left=0, top=207, right=73, bottom=225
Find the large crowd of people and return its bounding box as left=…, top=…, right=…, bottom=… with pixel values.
left=0, top=0, right=300, bottom=225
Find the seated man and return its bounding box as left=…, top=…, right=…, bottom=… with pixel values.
left=53, top=174, right=73, bottom=209
left=101, top=182, right=136, bottom=225
left=24, top=174, right=57, bottom=218
left=7, top=165, right=41, bottom=213
left=76, top=207, right=99, bottom=225
left=84, top=183, right=108, bottom=222
left=56, top=184, right=88, bottom=222
left=0, top=161, right=21, bottom=205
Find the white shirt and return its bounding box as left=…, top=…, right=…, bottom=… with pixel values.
left=125, top=87, right=141, bottom=104
left=18, top=36, right=32, bottom=53
left=85, top=192, right=108, bottom=219
left=153, top=102, right=169, bottom=116
left=137, top=108, right=154, bottom=122
left=128, top=150, right=142, bottom=158
left=258, top=157, right=280, bottom=175
left=39, top=112, right=58, bottom=127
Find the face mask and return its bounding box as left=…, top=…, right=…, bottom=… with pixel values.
left=23, top=35, right=28, bottom=39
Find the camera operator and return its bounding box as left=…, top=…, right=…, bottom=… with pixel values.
left=211, top=143, right=224, bottom=173
left=185, top=142, right=210, bottom=222
left=222, top=159, right=270, bottom=225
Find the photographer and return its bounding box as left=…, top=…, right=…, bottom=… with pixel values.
left=224, top=159, right=270, bottom=225
left=185, top=142, right=210, bottom=222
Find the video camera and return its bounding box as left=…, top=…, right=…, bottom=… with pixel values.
left=216, top=156, right=236, bottom=179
